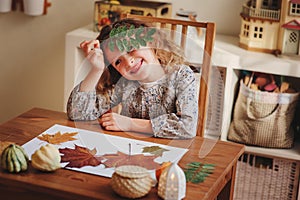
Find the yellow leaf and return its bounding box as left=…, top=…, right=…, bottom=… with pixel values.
left=37, top=131, right=78, bottom=144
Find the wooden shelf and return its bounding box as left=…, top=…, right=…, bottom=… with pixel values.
left=222, top=138, right=300, bottom=161
left=244, top=141, right=300, bottom=161
left=214, top=34, right=300, bottom=162
left=214, top=34, right=300, bottom=77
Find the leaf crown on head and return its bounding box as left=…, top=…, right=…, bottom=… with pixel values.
left=108, top=24, right=156, bottom=52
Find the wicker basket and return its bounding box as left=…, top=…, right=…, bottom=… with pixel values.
left=234, top=153, right=300, bottom=200
left=228, top=80, right=299, bottom=148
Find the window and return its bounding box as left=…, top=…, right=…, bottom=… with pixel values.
left=262, top=0, right=280, bottom=9
left=262, top=0, right=269, bottom=8
left=243, top=23, right=250, bottom=37
left=290, top=3, right=300, bottom=16
left=271, top=0, right=279, bottom=9
left=250, top=0, right=257, bottom=8
left=289, top=31, right=298, bottom=43
left=253, top=26, right=263, bottom=39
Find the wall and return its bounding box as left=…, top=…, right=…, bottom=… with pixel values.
left=0, top=0, right=94, bottom=123
left=0, top=0, right=243, bottom=124
left=143, top=0, right=244, bottom=35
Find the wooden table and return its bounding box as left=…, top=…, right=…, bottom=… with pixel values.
left=0, top=108, right=244, bottom=200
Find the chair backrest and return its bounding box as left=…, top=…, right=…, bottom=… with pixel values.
left=122, top=14, right=216, bottom=137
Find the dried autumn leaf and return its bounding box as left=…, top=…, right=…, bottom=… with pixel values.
left=59, top=145, right=103, bottom=168
left=37, top=131, right=78, bottom=144
left=142, top=145, right=169, bottom=157
left=103, top=151, right=160, bottom=170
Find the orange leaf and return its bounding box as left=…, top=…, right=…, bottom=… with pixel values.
left=37, top=131, right=78, bottom=144
left=156, top=161, right=172, bottom=181
left=103, top=151, right=160, bottom=170
left=59, top=145, right=103, bottom=168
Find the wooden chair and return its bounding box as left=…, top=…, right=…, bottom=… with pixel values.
left=122, top=14, right=216, bottom=137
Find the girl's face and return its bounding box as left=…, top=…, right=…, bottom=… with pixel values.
left=104, top=46, right=162, bottom=83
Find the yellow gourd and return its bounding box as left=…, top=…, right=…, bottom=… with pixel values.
left=31, top=144, right=61, bottom=172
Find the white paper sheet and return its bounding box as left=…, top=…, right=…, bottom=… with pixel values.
left=22, top=124, right=188, bottom=178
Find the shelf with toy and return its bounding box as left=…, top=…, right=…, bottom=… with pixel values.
left=214, top=34, right=300, bottom=77
left=222, top=71, right=300, bottom=161
left=214, top=34, right=300, bottom=162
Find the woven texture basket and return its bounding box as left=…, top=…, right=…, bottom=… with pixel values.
left=111, top=165, right=152, bottom=199
left=228, top=80, right=299, bottom=148
left=234, top=153, right=300, bottom=200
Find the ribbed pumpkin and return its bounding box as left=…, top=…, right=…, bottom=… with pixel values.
left=1, top=144, right=29, bottom=173
left=31, top=144, right=61, bottom=172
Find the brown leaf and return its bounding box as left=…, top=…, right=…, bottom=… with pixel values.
left=103, top=151, right=160, bottom=170
left=37, top=131, right=78, bottom=144
left=59, top=145, right=103, bottom=168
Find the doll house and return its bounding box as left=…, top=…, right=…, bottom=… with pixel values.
left=239, top=0, right=300, bottom=56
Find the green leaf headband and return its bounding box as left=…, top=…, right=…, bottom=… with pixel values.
left=108, top=25, right=156, bottom=52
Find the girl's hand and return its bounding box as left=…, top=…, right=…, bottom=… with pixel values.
left=99, top=111, right=132, bottom=131
left=80, top=40, right=105, bottom=71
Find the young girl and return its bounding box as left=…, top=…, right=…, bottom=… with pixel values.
left=67, top=18, right=198, bottom=139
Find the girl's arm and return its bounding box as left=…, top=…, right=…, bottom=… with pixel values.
left=98, top=66, right=197, bottom=137
left=131, top=118, right=153, bottom=133
left=98, top=113, right=154, bottom=133
left=67, top=84, right=111, bottom=121
left=79, top=66, right=103, bottom=92
left=67, top=40, right=111, bottom=120
left=79, top=40, right=105, bottom=92
left=151, top=66, right=198, bottom=139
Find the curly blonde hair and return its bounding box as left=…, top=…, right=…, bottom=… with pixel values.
left=96, top=18, right=187, bottom=97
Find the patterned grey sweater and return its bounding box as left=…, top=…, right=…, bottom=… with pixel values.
left=67, top=64, right=198, bottom=139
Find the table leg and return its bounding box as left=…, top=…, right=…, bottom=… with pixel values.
left=217, top=162, right=237, bottom=200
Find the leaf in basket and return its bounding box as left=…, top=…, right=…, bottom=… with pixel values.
left=142, top=145, right=169, bottom=157
left=103, top=151, right=160, bottom=170
left=59, top=145, right=103, bottom=168
left=37, top=131, right=78, bottom=144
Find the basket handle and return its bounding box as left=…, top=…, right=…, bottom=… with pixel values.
left=246, top=98, right=280, bottom=120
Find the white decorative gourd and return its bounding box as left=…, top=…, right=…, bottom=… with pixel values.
left=31, top=144, right=61, bottom=172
